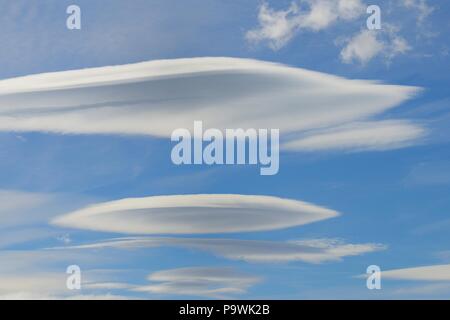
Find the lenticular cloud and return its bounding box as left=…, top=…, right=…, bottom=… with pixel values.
left=52, top=194, right=339, bottom=234
left=0, top=57, right=421, bottom=149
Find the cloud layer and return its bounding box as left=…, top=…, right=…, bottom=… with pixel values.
left=52, top=194, right=339, bottom=234
left=381, top=264, right=450, bottom=281
left=0, top=57, right=423, bottom=152
left=133, top=267, right=260, bottom=298
left=62, top=237, right=386, bottom=264
left=282, top=120, right=425, bottom=151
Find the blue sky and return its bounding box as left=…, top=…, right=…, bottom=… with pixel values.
left=0, top=0, right=449, bottom=299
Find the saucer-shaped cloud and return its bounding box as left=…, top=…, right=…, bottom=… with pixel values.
left=0, top=57, right=422, bottom=151
left=52, top=194, right=339, bottom=234
left=133, top=267, right=260, bottom=298
left=63, top=237, right=385, bottom=264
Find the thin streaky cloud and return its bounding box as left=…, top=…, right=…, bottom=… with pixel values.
left=282, top=120, right=425, bottom=152
left=360, top=264, right=450, bottom=281
left=133, top=267, right=261, bottom=299
left=54, top=237, right=386, bottom=264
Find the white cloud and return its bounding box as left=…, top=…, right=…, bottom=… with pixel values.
left=246, top=0, right=366, bottom=50
left=375, top=264, right=450, bottom=281
left=245, top=2, right=301, bottom=50
left=0, top=57, right=423, bottom=152
left=289, top=238, right=386, bottom=262
left=133, top=267, right=260, bottom=299
left=61, top=237, right=386, bottom=264
left=282, top=120, right=425, bottom=151
left=247, top=1, right=428, bottom=63
left=387, top=35, right=411, bottom=59
left=340, top=28, right=411, bottom=64
left=52, top=194, right=339, bottom=234
left=340, top=30, right=384, bottom=64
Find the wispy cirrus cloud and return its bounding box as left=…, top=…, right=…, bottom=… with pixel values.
left=401, top=0, right=434, bottom=24
left=0, top=57, right=424, bottom=152
left=282, top=120, right=425, bottom=152
left=58, top=237, right=386, bottom=264
left=52, top=194, right=339, bottom=235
